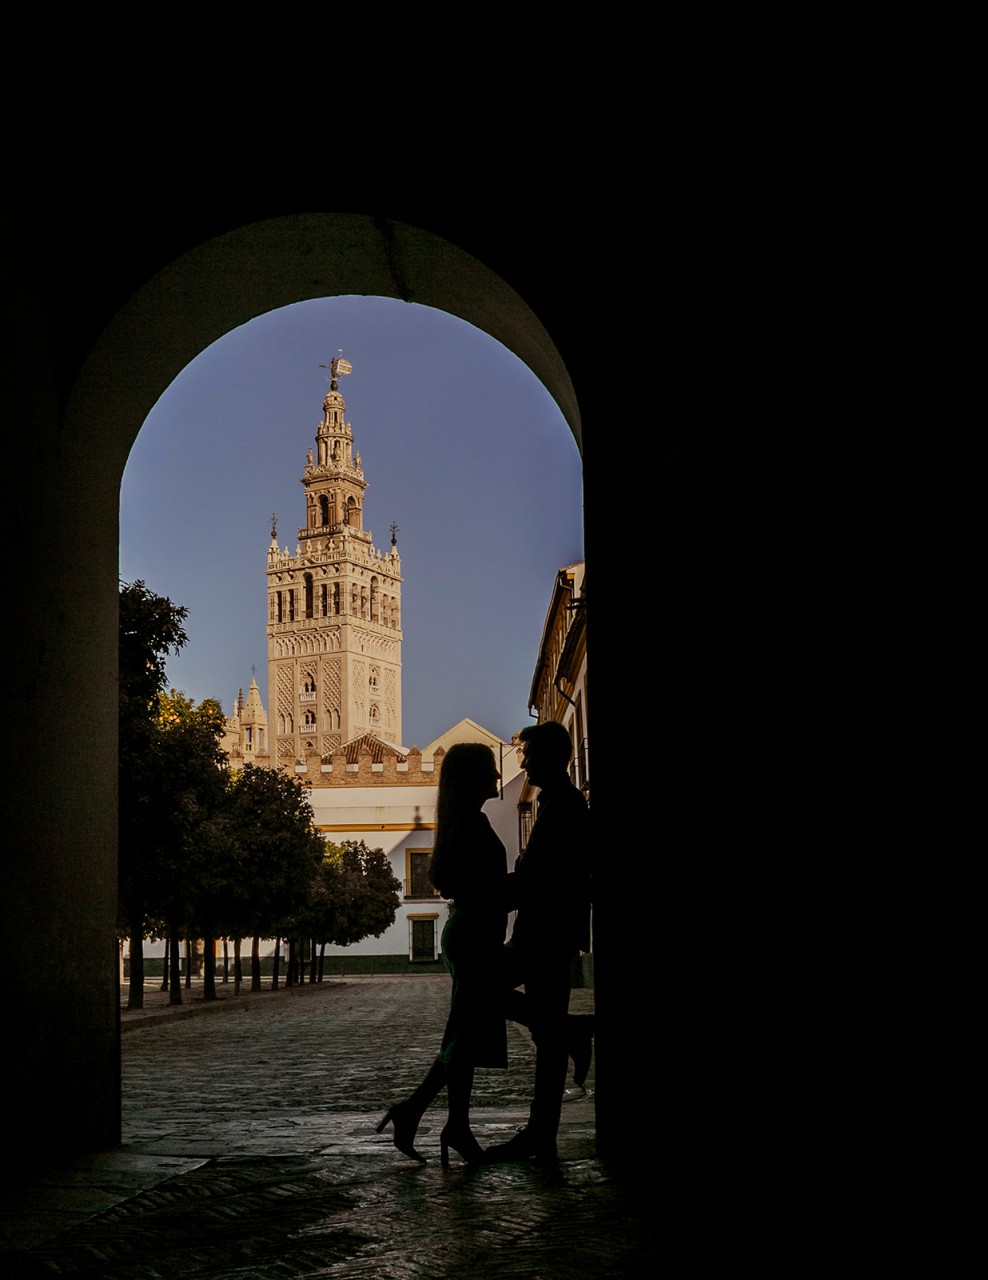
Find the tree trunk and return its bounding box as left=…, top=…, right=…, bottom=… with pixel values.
left=272, top=937, right=281, bottom=989
left=203, top=930, right=217, bottom=1001
left=169, top=924, right=183, bottom=1005
left=161, top=935, right=169, bottom=992
left=222, top=938, right=229, bottom=983
left=286, top=938, right=295, bottom=988
left=234, top=937, right=243, bottom=993
left=318, top=941, right=326, bottom=982
left=126, top=912, right=144, bottom=1010
left=251, top=936, right=261, bottom=992
left=309, top=938, right=318, bottom=984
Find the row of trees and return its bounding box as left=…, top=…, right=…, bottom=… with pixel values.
left=118, top=580, right=401, bottom=1009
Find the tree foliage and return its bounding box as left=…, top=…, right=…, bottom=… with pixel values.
left=152, top=691, right=230, bottom=918
left=119, top=580, right=189, bottom=725
left=118, top=582, right=189, bottom=849
left=117, top=581, right=402, bottom=1000
left=118, top=582, right=193, bottom=1006
left=220, top=764, right=326, bottom=942
left=301, top=839, right=401, bottom=948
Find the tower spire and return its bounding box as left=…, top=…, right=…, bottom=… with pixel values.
left=266, top=357, right=403, bottom=772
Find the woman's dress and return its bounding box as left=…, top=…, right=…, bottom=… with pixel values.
left=431, top=811, right=509, bottom=1069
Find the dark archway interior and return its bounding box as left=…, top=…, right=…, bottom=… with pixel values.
left=7, top=134, right=982, bottom=1243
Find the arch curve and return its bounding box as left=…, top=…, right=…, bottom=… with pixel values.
left=13, top=208, right=590, bottom=1167
left=67, top=212, right=582, bottom=486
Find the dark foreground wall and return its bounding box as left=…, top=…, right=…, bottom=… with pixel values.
left=5, top=114, right=982, bottom=1235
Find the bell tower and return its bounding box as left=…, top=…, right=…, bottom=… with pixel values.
left=266, top=354, right=403, bottom=769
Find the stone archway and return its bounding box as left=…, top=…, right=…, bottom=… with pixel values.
left=10, top=213, right=585, bottom=1162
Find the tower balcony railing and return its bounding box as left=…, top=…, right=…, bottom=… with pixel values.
left=270, top=614, right=400, bottom=633
left=299, top=691, right=317, bottom=703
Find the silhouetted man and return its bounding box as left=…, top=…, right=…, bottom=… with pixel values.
left=485, top=720, right=592, bottom=1162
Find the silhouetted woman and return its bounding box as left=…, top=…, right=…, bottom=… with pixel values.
left=376, top=742, right=508, bottom=1167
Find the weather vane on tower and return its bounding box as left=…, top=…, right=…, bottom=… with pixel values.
left=320, top=348, right=353, bottom=390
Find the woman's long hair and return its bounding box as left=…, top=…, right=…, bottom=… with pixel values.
left=429, top=742, right=496, bottom=896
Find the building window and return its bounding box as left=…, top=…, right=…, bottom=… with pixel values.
left=408, top=916, right=438, bottom=962
left=406, top=848, right=436, bottom=899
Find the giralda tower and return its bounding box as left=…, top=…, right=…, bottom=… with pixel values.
left=266, top=355, right=403, bottom=770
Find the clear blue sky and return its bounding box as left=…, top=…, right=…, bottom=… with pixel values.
left=119, top=296, right=584, bottom=748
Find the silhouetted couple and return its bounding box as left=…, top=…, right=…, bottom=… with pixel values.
left=376, top=722, right=593, bottom=1167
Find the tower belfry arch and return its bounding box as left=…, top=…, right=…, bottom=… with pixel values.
left=267, top=354, right=403, bottom=765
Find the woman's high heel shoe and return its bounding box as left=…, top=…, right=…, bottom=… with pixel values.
left=439, top=1124, right=485, bottom=1169
left=376, top=1100, right=427, bottom=1163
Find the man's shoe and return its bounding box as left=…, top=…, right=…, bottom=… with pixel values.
left=571, top=1014, right=595, bottom=1087
left=482, top=1128, right=558, bottom=1164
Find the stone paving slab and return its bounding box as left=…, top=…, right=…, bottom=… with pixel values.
left=0, top=976, right=741, bottom=1278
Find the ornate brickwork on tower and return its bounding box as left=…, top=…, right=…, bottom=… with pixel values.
left=266, top=355, right=403, bottom=769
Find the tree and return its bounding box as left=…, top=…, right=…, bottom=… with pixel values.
left=301, top=839, right=402, bottom=977
left=118, top=580, right=189, bottom=1009
left=153, top=691, right=230, bottom=1002
left=219, top=765, right=326, bottom=991
left=121, top=685, right=230, bottom=1007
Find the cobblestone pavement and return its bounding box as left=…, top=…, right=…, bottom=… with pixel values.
left=0, top=977, right=740, bottom=1278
